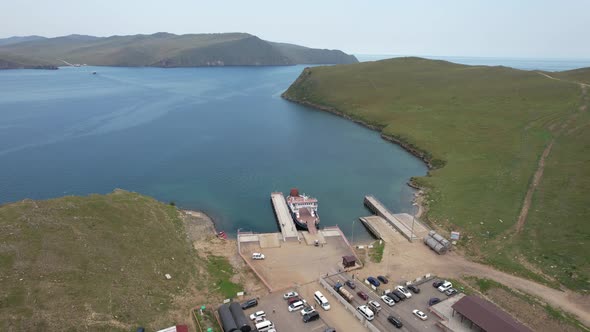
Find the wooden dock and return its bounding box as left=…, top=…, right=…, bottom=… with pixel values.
left=364, top=195, right=424, bottom=241
left=270, top=192, right=299, bottom=241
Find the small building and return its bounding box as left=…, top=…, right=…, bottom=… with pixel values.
left=156, top=325, right=189, bottom=332
left=342, top=255, right=356, bottom=268
left=450, top=295, right=532, bottom=332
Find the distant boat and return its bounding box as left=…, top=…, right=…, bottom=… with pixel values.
left=92, top=71, right=97, bottom=75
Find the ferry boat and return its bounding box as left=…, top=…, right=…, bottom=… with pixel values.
left=286, top=188, right=320, bottom=231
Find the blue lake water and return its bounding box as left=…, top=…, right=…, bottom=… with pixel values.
left=0, top=65, right=427, bottom=240
left=2, top=56, right=586, bottom=240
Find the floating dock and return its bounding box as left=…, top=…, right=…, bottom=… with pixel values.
left=270, top=192, right=299, bottom=241
left=364, top=195, right=426, bottom=241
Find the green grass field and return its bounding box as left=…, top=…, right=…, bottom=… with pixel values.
left=0, top=190, right=217, bottom=331
left=283, top=57, right=590, bottom=291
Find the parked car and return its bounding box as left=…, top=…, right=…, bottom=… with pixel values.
left=396, top=285, right=412, bottom=298
left=445, top=288, right=458, bottom=296
left=137, top=328, right=145, bottom=332
left=357, top=291, right=369, bottom=301
left=368, top=300, right=381, bottom=313
left=252, top=252, right=265, bottom=260
left=283, top=291, right=299, bottom=299
left=356, top=305, right=375, bottom=321
left=388, top=316, right=403, bottom=328
left=300, top=306, right=315, bottom=316
left=428, top=298, right=441, bottom=306
left=302, top=311, right=320, bottom=323
left=386, top=292, right=401, bottom=302
left=289, top=300, right=306, bottom=312
left=249, top=310, right=266, bottom=320
left=381, top=295, right=395, bottom=306
left=438, top=281, right=453, bottom=292
left=392, top=290, right=406, bottom=300
left=367, top=276, right=380, bottom=287
left=287, top=296, right=302, bottom=305
left=241, top=298, right=258, bottom=309
left=345, top=280, right=356, bottom=289
left=408, top=285, right=421, bottom=293
left=433, top=280, right=444, bottom=288
left=324, top=328, right=336, bottom=332
left=377, top=275, right=389, bottom=284
left=413, top=309, right=428, bottom=321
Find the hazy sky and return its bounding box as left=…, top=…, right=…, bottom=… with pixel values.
left=2, top=0, right=589, bottom=58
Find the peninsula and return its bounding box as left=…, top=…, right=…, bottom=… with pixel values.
left=0, top=32, right=358, bottom=69
left=283, top=57, right=590, bottom=292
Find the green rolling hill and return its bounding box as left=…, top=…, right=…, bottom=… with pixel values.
left=0, top=190, right=222, bottom=331
left=283, top=57, right=590, bottom=291
left=0, top=32, right=357, bottom=69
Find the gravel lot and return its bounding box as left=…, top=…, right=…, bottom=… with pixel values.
left=323, top=272, right=454, bottom=332
left=242, top=284, right=366, bottom=332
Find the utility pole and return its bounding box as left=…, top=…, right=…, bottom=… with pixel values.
left=351, top=219, right=356, bottom=245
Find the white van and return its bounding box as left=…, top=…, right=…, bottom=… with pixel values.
left=288, top=300, right=305, bottom=312
left=357, top=305, right=375, bottom=321
left=255, top=320, right=274, bottom=331
left=314, top=291, right=331, bottom=310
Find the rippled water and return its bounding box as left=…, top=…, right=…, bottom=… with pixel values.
left=0, top=65, right=427, bottom=240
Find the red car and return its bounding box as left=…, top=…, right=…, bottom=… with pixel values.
left=287, top=296, right=302, bottom=305
left=357, top=291, right=369, bottom=301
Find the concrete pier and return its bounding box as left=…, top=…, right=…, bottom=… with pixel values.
left=364, top=195, right=426, bottom=241
left=270, top=192, right=299, bottom=241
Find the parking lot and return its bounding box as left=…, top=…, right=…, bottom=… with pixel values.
left=242, top=281, right=366, bottom=332
left=241, top=235, right=356, bottom=290
left=323, top=272, right=453, bottom=332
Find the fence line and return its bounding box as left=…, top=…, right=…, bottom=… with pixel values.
left=318, top=277, right=381, bottom=332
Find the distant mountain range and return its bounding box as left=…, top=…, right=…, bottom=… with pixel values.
left=0, top=33, right=358, bottom=69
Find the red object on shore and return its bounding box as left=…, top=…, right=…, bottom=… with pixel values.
left=290, top=188, right=299, bottom=197
left=217, top=231, right=227, bottom=239
left=175, top=325, right=189, bottom=332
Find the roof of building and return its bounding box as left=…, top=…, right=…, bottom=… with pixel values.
left=451, top=295, right=532, bottom=332
left=342, top=255, right=356, bottom=264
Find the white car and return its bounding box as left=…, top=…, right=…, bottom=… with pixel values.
left=283, top=291, right=299, bottom=299
left=381, top=295, right=395, bottom=306
left=249, top=310, right=266, bottom=320
left=300, top=306, right=315, bottom=316
left=288, top=300, right=306, bottom=312
left=413, top=309, right=428, bottom=321
left=252, top=252, right=265, bottom=260
left=368, top=300, right=382, bottom=312
left=396, top=285, right=412, bottom=298
left=438, top=281, right=453, bottom=292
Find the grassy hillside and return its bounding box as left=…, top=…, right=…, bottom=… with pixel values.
left=0, top=190, right=206, bottom=331
left=283, top=57, right=590, bottom=291
left=0, top=32, right=357, bottom=68
left=551, top=68, right=590, bottom=85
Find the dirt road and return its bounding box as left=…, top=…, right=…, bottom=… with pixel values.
left=358, top=229, right=590, bottom=327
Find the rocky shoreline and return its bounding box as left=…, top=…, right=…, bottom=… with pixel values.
left=281, top=92, right=432, bottom=218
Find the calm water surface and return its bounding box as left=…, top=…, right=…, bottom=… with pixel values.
left=0, top=65, right=427, bottom=240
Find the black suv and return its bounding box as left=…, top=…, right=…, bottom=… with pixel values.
left=386, top=292, right=401, bottom=302
left=429, top=297, right=441, bottom=306
left=408, top=285, right=420, bottom=293
left=388, top=316, right=403, bottom=328
left=303, top=311, right=320, bottom=323
left=241, top=298, right=258, bottom=310
left=433, top=280, right=444, bottom=288
left=392, top=290, right=406, bottom=300
left=345, top=280, right=356, bottom=289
